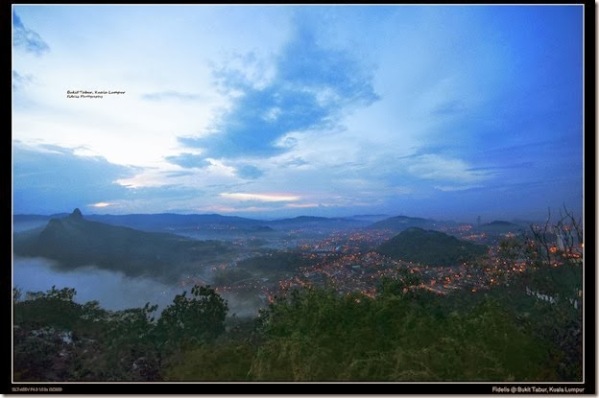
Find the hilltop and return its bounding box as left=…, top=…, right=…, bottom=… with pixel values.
left=368, top=215, right=436, bottom=232
left=377, top=227, right=488, bottom=266
left=476, top=220, right=525, bottom=234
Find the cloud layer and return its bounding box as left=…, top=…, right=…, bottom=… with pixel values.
left=12, top=5, right=584, bottom=221
left=178, top=17, right=379, bottom=160
left=13, top=12, right=49, bottom=55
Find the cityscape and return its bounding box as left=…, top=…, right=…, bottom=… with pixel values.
left=175, top=217, right=583, bottom=312
left=10, top=3, right=586, bottom=392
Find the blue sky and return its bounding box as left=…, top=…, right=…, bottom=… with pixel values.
left=12, top=5, right=584, bottom=222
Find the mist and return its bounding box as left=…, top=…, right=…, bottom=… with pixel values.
left=13, top=257, right=266, bottom=318
left=13, top=257, right=181, bottom=312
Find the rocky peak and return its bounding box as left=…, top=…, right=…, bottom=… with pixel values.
left=70, top=208, right=83, bottom=220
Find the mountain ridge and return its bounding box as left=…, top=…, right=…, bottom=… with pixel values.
left=13, top=209, right=233, bottom=283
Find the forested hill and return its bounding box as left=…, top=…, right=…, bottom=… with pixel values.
left=368, top=215, right=435, bottom=232
left=476, top=220, right=525, bottom=234
left=377, top=227, right=488, bottom=266
left=13, top=209, right=232, bottom=282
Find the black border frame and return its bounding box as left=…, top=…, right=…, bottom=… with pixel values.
left=4, top=1, right=595, bottom=395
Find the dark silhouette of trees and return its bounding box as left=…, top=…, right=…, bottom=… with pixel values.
left=13, top=284, right=228, bottom=382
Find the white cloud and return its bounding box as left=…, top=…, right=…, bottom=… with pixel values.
left=434, top=185, right=482, bottom=192
left=220, top=192, right=300, bottom=203
left=407, top=154, right=489, bottom=183
left=285, top=202, right=319, bottom=209
left=89, top=202, right=113, bottom=208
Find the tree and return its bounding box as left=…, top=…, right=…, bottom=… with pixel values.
left=13, top=286, right=83, bottom=381
left=249, top=286, right=552, bottom=381
left=13, top=285, right=231, bottom=381
left=377, top=269, right=422, bottom=297
left=91, top=303, right=161, bottom=381
left=494, top=206, right=583, bottom=381
left=156, top=285, right=228, bottom=351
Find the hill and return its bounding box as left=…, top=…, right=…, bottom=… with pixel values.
left=377, top=227, right=488, bottom=266
left=476, top=220, right=525, bottom=234
left=368, top=215, right=436, bottom=232
left=266, top=216, right=366, bottom=230
left=13, top=209, right=234, bottom=282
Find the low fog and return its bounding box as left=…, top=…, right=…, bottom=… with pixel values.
left=13, top=257, right=265, bottom=318
left=13, top=257, right=181, bottom=311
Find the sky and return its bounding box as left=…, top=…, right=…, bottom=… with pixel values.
left=12, top=5, right=584, bottom=222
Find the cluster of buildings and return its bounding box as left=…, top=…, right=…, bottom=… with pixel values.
left=178, top=219, right=583, bottom=310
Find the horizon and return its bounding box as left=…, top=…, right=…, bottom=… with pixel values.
left=12, top=5, right=584, bottom=223
left=12, top=207, right=564, bottom=226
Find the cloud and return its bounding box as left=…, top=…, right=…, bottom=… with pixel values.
left=433, top=185, right=483, bottom=192
left=178, top=17, right=379, bottom=159
left=212, top=51, right=277, bottom=93
left=13, top=12, right=50, bottom=55
left=164, top=170, right=195, bottom=178
left=220, top=193, right=300, bottom=203
left=282, top=157, right=309, bottom=168
left=89, top=202, right=113, bottom=208
left=13, top=144, right=135, bottom=214
left=467, top=162, right=534, bottom=172
left=406, top=154, right=489, bottom=183
left=166, top=154, right=263, bottom=180
left=10, top=6, right=582, bottom=221
left=12, top=70, right=33, bottom=91
left=285, top=202, right=319, bottom=209
left=236, top=164, right=263, bottom=179
left=165, top=153, right=211, bottom=169
left=141, top=91, right=205, bottom=102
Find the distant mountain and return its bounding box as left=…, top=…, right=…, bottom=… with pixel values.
left=86, top=213, right=266, bottom=233
left=14, top=214, right=52, bottom=222
left=368, top=215, right=436, bottom=232
left=88, top=213, right=367, bottom=233
left=13, top=214, right=60, bottom=233
left=476, top=220, right=525, bottom=234
left=348, top=214, right=390, bottom=223
left=14, top=211, right=371, bottom=236
left=13, top=209, right=234, bottom=283
left=14, top=213, right=70, bottom=224
left=266, top=216, right=367, bottom=230
left=377, top=227, right=488, bottom=266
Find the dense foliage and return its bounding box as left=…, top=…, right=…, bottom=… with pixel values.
left=13, top=285, right=227, bottom=381
left=249, top=287, right=550, bottom=381
left=14, top=275, right=580, bottom=382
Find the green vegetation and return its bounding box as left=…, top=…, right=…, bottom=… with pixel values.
left=14, top=284, right=228, bottom=381
left=249, top=286, right=551, bottom=381
left=156, top=285, right=228, bottom=350
left=377, top=227, right=488, bottom=266
left=14, top=273, right=580, bottom=382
